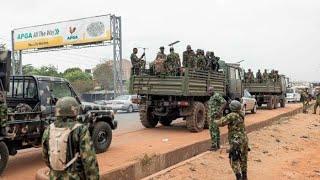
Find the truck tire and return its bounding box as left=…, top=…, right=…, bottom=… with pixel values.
left=0, top=142, right=9, bottom=175
left=267, top=97, right=274, bottom=110
left=204, top=102, right=209, bottom=129
left=140, top=106, right=158, bottom=128
left=274, top=98, right=278, bottom=109
left=92, top=121, right=112, bottom=154
left=280, top=99, right=286, bottom=108
left=251, top=104, right=257, bottom=114
left=186, top=102, right=205, bottom=132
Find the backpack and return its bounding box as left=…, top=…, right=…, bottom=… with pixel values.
left=49, top=123, right=82, bottom=171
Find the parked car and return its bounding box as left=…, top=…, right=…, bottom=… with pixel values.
left=286, top=87, right=301, bottom=102
left=242, top=89, right=257, bottom=114
left=104, top=95, right=140, bottom=113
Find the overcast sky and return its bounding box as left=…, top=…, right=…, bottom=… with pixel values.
left=0, top=0, right=319, bottom=81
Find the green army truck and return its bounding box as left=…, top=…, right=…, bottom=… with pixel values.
left=0, top=50, right=117, bottom=174
left=243, top=75, right=287, bottom=110
left=130, top=62, right=244, bottom=132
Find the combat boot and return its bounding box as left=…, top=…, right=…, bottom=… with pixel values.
left=235, top=173, right=242, bottom=180
left=242, top=171, right=248, bottom=180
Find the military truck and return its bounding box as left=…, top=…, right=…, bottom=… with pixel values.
left=0, top=52, right=117, bottom=174
left=243, top=76, right=287, bottom=110
left=130, top=62, right=244, bottom=132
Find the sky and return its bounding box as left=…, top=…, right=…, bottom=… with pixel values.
left=0, top=0, right=319, bottom=81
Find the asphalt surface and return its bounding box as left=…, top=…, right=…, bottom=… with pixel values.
left=113, top=111, right=143, bottom=135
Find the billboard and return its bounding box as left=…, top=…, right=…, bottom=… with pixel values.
left=13, top=15, right=112, bottom=50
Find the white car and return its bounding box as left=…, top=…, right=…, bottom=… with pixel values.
left=103, top=95, right=140, bottom=113
left=286, top=88, right=301, bottom=102
left=242, top=89, right=257, bottom=114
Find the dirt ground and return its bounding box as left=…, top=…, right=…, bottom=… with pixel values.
left=148, top=112, right=320, bottom=180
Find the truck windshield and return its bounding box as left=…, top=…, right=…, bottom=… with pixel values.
left=39, top=81, right=74, bottom=105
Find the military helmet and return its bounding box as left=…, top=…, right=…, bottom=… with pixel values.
left=55, top=97, right=80, bottom=117
left=160, top=46, right=165, bottom=49
left=229, top=100, right=241, bottom=112
left=170, top=47, right=174, bottom=51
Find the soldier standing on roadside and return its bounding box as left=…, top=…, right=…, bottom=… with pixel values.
left=301, top=88, right=309, bottom=114
left=42, top=97, right=99, bottom=180
left=262, top=69, right=269, bottom=82
left=313, top=91, right=320, bottom=114
left=256, top=69, right=262, bottom=83
left=165, top=47, right=181, bottom=75
left=214, top=100, right=249, bottom=180
left=130, top=48, right=145, bottom=75
left=208, top=87, right=227, bottom=151
left=183, top=45, right=195, bottom=69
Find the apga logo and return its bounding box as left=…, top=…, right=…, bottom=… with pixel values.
left=67, top=26, right=78, bottom=40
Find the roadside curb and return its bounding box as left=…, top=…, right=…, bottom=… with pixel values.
left=36, top=104, right=312, bottom=180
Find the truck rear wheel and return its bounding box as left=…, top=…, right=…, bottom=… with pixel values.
left=92, top=121, right=112, bottom=153
left=280, top=99, right=286, bottom=108
left=204, top=102, right=209, bottom=129
left=186, top=102, right=205, bottom=132
left=140, top=105, right=158, bottom=128
left=0, top=142, right=9, bottom=175
left=267, top=97, right=274, bottom=110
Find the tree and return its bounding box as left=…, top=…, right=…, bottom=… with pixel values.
left=22, top=64, right=36, bottom=75
left=32, top=65, right=61, bottom=77
left=63, top=68, right=93, bottom=93
left=93, top=62, right=114, bottom=90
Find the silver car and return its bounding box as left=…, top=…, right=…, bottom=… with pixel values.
left=103, top=95, right=140, bottom=113
left=242, top=89, right=257, bottom=114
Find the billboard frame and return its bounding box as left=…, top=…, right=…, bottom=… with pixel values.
left=11, top=14, right=123, bottom=96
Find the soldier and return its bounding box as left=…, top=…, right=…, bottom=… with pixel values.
left=243, top=70, right=248, bottom=83
left=42, top=97, right=99, bottom=179
left=208, top=87, right=227, bottom=151
left=215, top=56, right=221, bottom=71
left=301, top=88, right=309, bottom=114
left=256, top=69, right=262, bottom=83
left=214, top=100, right=249, bottom=180
left=274, top=70, right=280, bottom=82
left=247, top=69, right=254, bottom=83
left=269, top=70, right=275, bottom=82
left=262, top=69, right=269, bottom=82
left=130, top=48, right=145, bottom=75
left=182, top=45, right=195, bottom=69
left=313, top=91, right=320, bottom=114
left=165, top=47, right=181, bottom=75
left=156, top=46, right=167, bottom=60
left=206, top=51, right=216, bottom=72
left=195, top=49, right=206, bottom=70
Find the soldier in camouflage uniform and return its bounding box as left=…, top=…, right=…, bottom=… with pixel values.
left=156, top=46, right=167, bottom=60
left=0, top=50, right=9, bottom=129
left=262, top=69, right=269, bottom=82
left=195, top=49, right=206, bottom=70
left=208, top=87, right=227, bottom=151
left=247, top=69, right=254, bottom=83
left=130, top=48, right=145, bottom=75
left=42, top=97, right=99, bottom=180
left=313, top=91, right=320, bottom=114
left=301, top=88, right=309, bottom=114
left=165, top=47, right=181, bottom=75
left=182, top=45, right=195, bottom=69
left=256, top=69, right=262, bottom=83
left=214, top=100, right=249, bottom=180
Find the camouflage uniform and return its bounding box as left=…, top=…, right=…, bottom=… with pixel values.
left=42, top=97, right=99, bottom=180
left=165, top=50, right=180, bottom=75
left=262, top=70, right=269, bottom=82
left=301, top=90, right=309, bottom=113
left=313, top=93, right=320, bottom=114
left=195, top=50, right=206, bottom=70
left=208, top=93, right=226, bottom=149
left=214, top=101, right=248, bottom=180
left=182, top=46, right=196, bottom=69
left=256, top=70, right=262, bottom=83
left=247, top=69, right=254, bottom=83
left=131, top=53, right=143, bottom=75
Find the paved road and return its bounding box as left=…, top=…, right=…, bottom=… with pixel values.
left=113, top=111, right=142, bottom=135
